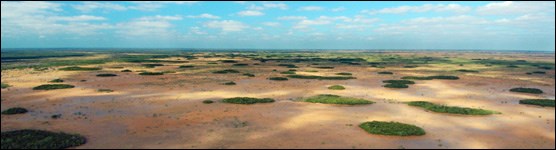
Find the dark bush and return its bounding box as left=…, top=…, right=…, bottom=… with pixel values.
left=384, top=83, right=409, bottom=88
left=378, top=72, right=393, bottom=75
left=407, top=101, right=499, bottom=115
left=336, top=72, right=352, bottom=75
left=142, top=64, right=164, bottom=68
left=59, top=66, right=101, bottom=71
left=359, top=121, right=425, bottom=136
left=1, top=108, right=28, bottom=115
left=383, top=80, right=415, bottom=85
left=203, top=100, right=214, bottom=104
left=223, top=81, right=236, bottom=85
left=96, top=74, right=117, bottom=77
left=121, top=69, right=132, bottom=72
left=287, top=75, right=355, bottom=80
left=50, top=79, right=64, bottom=83
left=179, top=65, right=194, bottom=68
left=33, top=84, right=75, bottom=90
left=243, top=73, right=255, bottom=77
left=1, top=130, right=86, bottom=149
left=510, top=88, right=543, bottom=94
left=222, top=97, right=275, bottom=104
left=212, top=69, right=240, bottom=74
left=304, top=94, right=374, bottom=105
left=268, top=77, right=288, bottom=81
left=139, top=72, right=164, bottom=76
left=519, top=99, right=555, bottom=107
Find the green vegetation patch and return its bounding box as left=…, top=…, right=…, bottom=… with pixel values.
left=336, top=72, right=352, bottom=76
left=98, top=89, right=114, bottom=93
left=402, top=76, right=459, bottom=80
left=121, top=69, right=132, bottom=72
left=384, top=83, right=409, bottom=89
left=142, top=64, right=164, bottom=68
left=359, top=121, right=425, bottom=136
left=49, top=79, right=64, bottom=83
left=278, top=64, right=299, bottom=68
left=179, top=65, right=194, bottom=68
left=287, top=75, right=355, bottom=80
left=96, top=74, right=117, bottom=77
left=212, top=69, right=240, bottom=74
left=519, top=99, right=555, bottom=107
left=1, top=83, right=9, bottom=89
left=456, top=69, right=479, bottom=73
left=223, top=81, right=237, bottom=85
left=280, top=71, right=296, bottom=74
left=59, top=66, right=101, bottom=71
left=220, top=60, right=239, bottom=63
left=407, top=101, right=499, bottom=115
left=222, top=97, right=275, bottom=104
left=328, top=85, right=346, bottom=90
left=243, top=73, right=255, bottom=77
left=378, top=72, right=393, bottom=75
left=203, top=100, right=214, bottom=104
left=33, top=84, right=75, bottom=90
left=383, top=80, right=415, bottom=85
left=1, top=108, right=28, bottom=115
left=233, top=63, right=249, bottom=67
left=268, top=77, right=289, bottom=81
left=314, top=66, right=335, bottom=69
left=305, top=94, right=374, bottom=105
left=510, top=88, right=544, bottom=94
left=1, top=130, right=86, bottom=149
left=139, top=72, right=164, bottom=76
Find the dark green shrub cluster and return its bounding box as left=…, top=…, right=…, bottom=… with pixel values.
left=179, top=65, right=194, bottom=68
left=407, top=101, right=499, bottom=115
left=268, top=77, right=288, bottom=81
left=510, top=88, right=543, bottom=94
left=336, top=72, right=352, bottom=75
left=98, top=89, right=114, bottom=93
left=220, top=60, right=238, bottom=63
left=33, top=84, right=75, bottom=90
left=378, top=72, right=393, bottom=75
left=223, top=81, right=236, bottom=85
left=232, top=63, right=248, bottom=66
left=139, top=72, right=164, bottom=76
left=96, top=74, right=117, bottom=77
left=402, top=76, right=460, bottom=80
left=278, top=64, right=298, bottom=68
left=532, top=71, right=546, bottom=74
left=384, top=83, right=409, bottom=88
left=359, top=121, right=425, bottom=136
left=456, top=69, right=479, bottom=73
left=313, top=66, right=334, bottom=69
left=280, top=71, right=296, bottom=74
left=304, top=94, right=374, bottom=105
left=59, top=66, right=101, bottom=71
left=1, top=107, right=28, bottom=115
left=222, top=97, right=275, bottom=104
left=121, top=69, right=132, bottom=72
left=403, top=66, right=418, bottom=68
left=287, top=75, right=355, bottom=80
left=49, top=79, right=64, bottom=83
left=519, top=99, right=555, bottom=107
left=383, top=80, right=415, bottom=85
left=203, top=100, right=214, bottom=104
left=212, top=69, right=240, bottom=74
left=1, top=83, right=9, bottom=89
left=142, top=64, right=164, bottom=68
left=243, top=73, right=255, bottom=77
left=328, top=85, right=346, bottom=90
left=507, top=65, right=519, bottom=68
left=1, top=130, right=87, bottom=149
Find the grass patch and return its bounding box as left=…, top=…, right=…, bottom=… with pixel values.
left=280, top=71, right=296, bottom=74
left=304, top=94, right=374, bottom=105
left=328, top=85, right=346, bottom=90
left=222, top=97, right=275, bottom=104
left=96, top=74, right=117, bottom=77
left=121, top=69, right=132, bottom=72
left=402, top=76, right=459, bottom=80
left=212, top=69, right=240, bottom=74
left=98, top=89, right=114, bottom=93
left=403, top=66, right=418, bottom=68
left=305, top=70, right=318, bottom=72
left=33, top=84, right=75, bottom=90
left=407, top=101, right=499, bottom=115
left=1, top=108, right=28, bottom=115
left=429, top=76, right=460, bottom=80
left=378, top=71, right=393, bottom=75
left=233, top=63, right=249, bottom=66
left=139, top=72, right=164, bottom=76
left=314, top=66, right=335, bottom=69
left=510, top=88, right=543, bottom=94
left=519, top=99, right=555, bottom=107
left=1, top=130, right=86, bottom=149
left=278, top=64, right=299, bottom=68
left=243, top=73, right=255, bottom=77
left=220, top=60, right=238, bottom=63
left=359, top=121, right=425, bottom=136
left=179, top=65, right=194, bottom=68
left=383, top=80, right=415, bottom=85
left=1, top=83, right=9, bottom=89
left=456, top=69, right=479, bottom=73
left=142, top=64, right=164, bottom=68
left=287, top=75, right=355, bottom=80
left=384, top=83, right=409, bottom=89
left=49, top=79, right=64, bottom=83
left=203, top=100, right=214, bottom=104
left=59, top=66, right=101, bottom=71
left=336, top=72, right=352, bottom=76
left=268, top=77, right=289, bottom=81
left=223, top=81, right=236, bottom=85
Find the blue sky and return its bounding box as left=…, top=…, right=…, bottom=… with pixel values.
left=1, top=1, right=555, bottom=51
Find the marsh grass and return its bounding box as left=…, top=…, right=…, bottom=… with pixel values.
left=222, top=97, right=275, bottom=104
left=59, top=66, right=101, bottom=71
left=510, top=88, right=543, bottom=94
left=304, top=94, right=374, bottom=105
left=1, top=130, right=86, bottom=149
left=519, top=99, right=555, bottom=107
left=359, top=121, right=425, bottom=136
left=287, top=75, right=355, bottom=80
left=328, top=85, right=346, bottom=90
left=1, top=108, right=28, bottom=115
left=33, top=84, right=75, bottom=90
left=407, top=101, right=499, bottom=115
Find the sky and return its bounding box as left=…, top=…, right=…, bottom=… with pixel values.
left=1, top=1, right=555, bottom=51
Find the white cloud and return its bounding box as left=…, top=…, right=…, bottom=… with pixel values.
left=477, top=1, right=555, bottom=15
left=299, top=6, right=324, bottom=11
left=116, top=16, right=181, bottom=37
left=364, top=4, right=471, bottom=14
left=331, top=7, right=346, bottom=12
left=205, top=20, right=249, bottom=32
left=263, top=3, right=288, bottom=10
left=189, top=26, right=207, bottom=35
left=52, top=15, right=107, bottom=21
left=262, top=22, right=280, bottom=27
left=277, top=16, right=307, bottom=20
left=73, top=2, right=127, bottom=12
left=186, top=13, right=220, bottom=19
left=237, top=10, right=264, bottom=16
left=137, top=15, right=183, bottom=21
